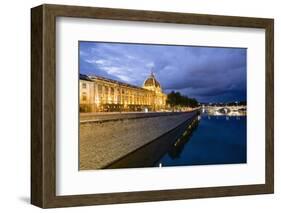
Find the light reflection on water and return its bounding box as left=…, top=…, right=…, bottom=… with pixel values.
left=156, top=114, right=247, bottom=167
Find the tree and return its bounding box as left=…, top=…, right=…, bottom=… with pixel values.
left=166, top=91, right=198, bottom=109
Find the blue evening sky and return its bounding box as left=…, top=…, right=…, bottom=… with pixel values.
left=79, top=41, right=246, bottom=103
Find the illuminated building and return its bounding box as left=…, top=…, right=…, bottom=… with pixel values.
left=79, top=72, right=167, bottom=112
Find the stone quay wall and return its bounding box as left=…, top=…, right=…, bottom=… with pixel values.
left=80, top=111, right=198, bottom=170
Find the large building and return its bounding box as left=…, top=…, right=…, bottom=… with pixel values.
left=79, top=72, right=167, bottom=112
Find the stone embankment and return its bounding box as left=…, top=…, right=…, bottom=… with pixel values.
left=80, top=111, right=198, bottom=170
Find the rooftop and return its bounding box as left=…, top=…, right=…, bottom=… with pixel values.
left=79, top=73, right=149, bottom=91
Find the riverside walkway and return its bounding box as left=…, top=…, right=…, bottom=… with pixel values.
left=79, top=110, right=198, bottom=170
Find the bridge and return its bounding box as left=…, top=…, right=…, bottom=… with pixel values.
left=201, top=105, right=246, bottom=116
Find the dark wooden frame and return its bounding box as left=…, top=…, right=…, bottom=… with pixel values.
left=31, top=4, right=274, bottom=208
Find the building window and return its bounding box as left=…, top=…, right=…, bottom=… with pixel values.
left=98, top=85, right=102, bottom=93
left=82, top=92, right=87, bottom=101
left=82, top=83, right=87, bottom=89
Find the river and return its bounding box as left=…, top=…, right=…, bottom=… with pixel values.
left=156, top=114, right=247, bottom=167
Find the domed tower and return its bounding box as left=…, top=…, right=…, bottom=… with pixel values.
left=143, top=72, right=162, bottom=93
left=143, top=72, right=167, bottom=111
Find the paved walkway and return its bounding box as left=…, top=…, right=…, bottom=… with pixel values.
left=79, top=111, right=198, bottom=170
left=80, top=111, right=196, bottom=123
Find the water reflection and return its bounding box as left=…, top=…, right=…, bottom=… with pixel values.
left=157, top=113, right=246, bottom=167
left=167, top=118, right=199, bottom=160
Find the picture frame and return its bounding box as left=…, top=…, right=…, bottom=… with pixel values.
left=31, top=4, right=274, bottom=208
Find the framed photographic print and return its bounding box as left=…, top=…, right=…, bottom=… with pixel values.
left=31, top=4, right=274, bottom=208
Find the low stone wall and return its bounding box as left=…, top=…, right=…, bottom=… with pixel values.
left=80, top=111, right=197, bottom=170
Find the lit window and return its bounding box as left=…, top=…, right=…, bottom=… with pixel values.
left=82, top=92, right=87, bottom=101
left=98, top=85, right=102, bottom=93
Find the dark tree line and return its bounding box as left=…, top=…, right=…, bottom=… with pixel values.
left=166, top=91, right=199, bottom=108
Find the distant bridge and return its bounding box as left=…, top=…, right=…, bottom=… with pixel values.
left=201, top=105, right=246, bottom=116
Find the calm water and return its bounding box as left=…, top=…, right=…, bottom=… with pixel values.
left=157, top=114, right=247, bottom=167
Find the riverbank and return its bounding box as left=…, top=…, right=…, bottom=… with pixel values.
left=79, top=111, right=198, bottom=170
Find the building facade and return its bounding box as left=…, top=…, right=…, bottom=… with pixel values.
left=80, top=73, right=167, bottom=112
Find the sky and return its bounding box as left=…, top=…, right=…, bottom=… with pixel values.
left=79, top=41, right=247, bottom=103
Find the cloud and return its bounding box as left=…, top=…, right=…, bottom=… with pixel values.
left=79, top=42, right=247, bottom=102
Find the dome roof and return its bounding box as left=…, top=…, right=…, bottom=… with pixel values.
left=143, top=73, right=161, bottom=88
